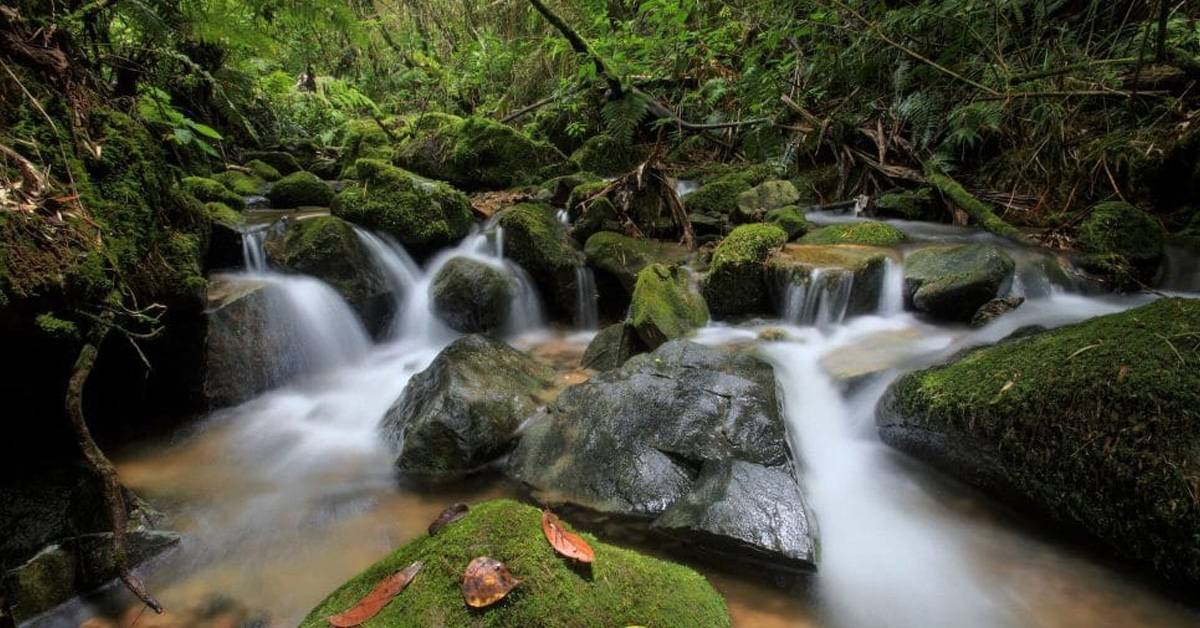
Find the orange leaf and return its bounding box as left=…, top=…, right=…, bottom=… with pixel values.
left=541, top=509, right=595, bottom=563
left=462, top=556, right=519, bottom=608
left=428, top=502, right=469, bottom=536
left=328, top=560, right=423, bottom=627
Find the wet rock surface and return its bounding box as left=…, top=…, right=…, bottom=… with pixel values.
left=903, top=244, right=1015, bottom=322
left=581, top=322, right=647, bottom=371
left=429, top=257, right=514, bottom=333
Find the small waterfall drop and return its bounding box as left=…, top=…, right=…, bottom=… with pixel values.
left=574, top=266, right=599, bottom=330
left=241, top=227, right=269, bottom=272
left=783, top=269, right=854, bottom=329
left=878, top=257, right=905, bottom=315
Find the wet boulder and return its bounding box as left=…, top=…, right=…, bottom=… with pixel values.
left=509, top=340, right=815, bottom=570
left=430, top=257, right=514, bottom=333
left=584, top=231, right=689, bottom=314
left=331, top=159, right=473, bottom=259
left=733, top=180, right=800, bottom=224
left=799, top=221, right=906, bottom=247
left=765, top=206, right=809, bottom=240
left=212, top=169, right=265, bottom=196
left=497, top=203, right=585, bottom=321
left=702, top=223, right=789, bottom=318
left=396, top=114, right=566, bottom=190
left=903, top=244, right=1014, bottom=322
left=300, top=500, right=731, bottom=627
left=1075, top=201, right=1165, bottom=289
left=581, top=322, right=647, bottom=371
left=629, top=263, right=709, bottom=349
left=877, top=298, right=1200, bottom=587
left=765, top=244, right=893, bottom=317
left=382, top=335, right=554, bottom=481
left=202, top=277, right=299, bottom=407
left=969, top=296, right=1025, bottom=327
left=266, top=171, right=334, bottom=208
left=182, top=176, right=245, bottom=211
left=245, top=159, right=282, bottom=182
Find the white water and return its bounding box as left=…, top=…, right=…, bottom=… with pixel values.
left=782, top=268, right=854, bottom=329
left=574, top=266, right=599, bottom=330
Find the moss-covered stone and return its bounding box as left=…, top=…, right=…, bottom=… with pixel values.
left=242, top=150, right=301, bottom=175
left=430, top=257, right=514, bottom=333
left=764, top=206, right=808, bottom=240
left=267, top=171, right=333, bottom=208
left=800, top=221, right=906, bottom=246
left=497, top=203, right=584, bottom=320
left=536, top=171, right=602, bottom=206
left=396, top=115, right=567, bottom=190
left=245, top=159, right=282, bottom=182
left=203, top=202, right=242, bottom=230
left=702, top=223, right=788, bottom=318
left=339, top=118, right=398, bottom=169
left=878, top=298, right=1200, bottom=586
left=33, top=313, right=79, bottom=341
left=569, top=134, right=645, bottom=176
left=584, top=232, right=689, bottom=295
left=212, top=169, right=265, bottom=196
left=629, top=263, right=709, bottom=348
left=1076, top=201, right=1165, bottom=288
left=182, top=176, right=246, bottom=211
left=903, top=244, right=1014, bottom=322
left=331, top=159, right=474, bottom=258
left=301, top=499, right=730, bottom=627
left=734, top=180, right=800, bottom=224
left=876, top=187, right=940, bottom=221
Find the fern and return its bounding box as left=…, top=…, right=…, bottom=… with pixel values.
left=601, top=92, right=650, bottom=142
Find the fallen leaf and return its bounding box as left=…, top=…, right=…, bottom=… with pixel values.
left=428, top=503, right=469, bottom=536
left=541, top=510, right=595, bottom=563
left=328, top=560, right=423, bottom=627
left=1117, top=364, right=1129, bottom=383
left=462, top=556, right=519, bottom=608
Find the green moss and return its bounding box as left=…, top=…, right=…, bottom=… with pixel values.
left=242, top=150, right=301, bottom=175
left=301, top=499, right=729, bottom=628
left=497, top=203, right=583, bottom=318
left=882, top=298, right=1200, bottom=585
left=245, top=159, right=282, bottom=182
left=34, top=313, right=79, bottom=341
left=584, top=231, right=688, bottom=294
left=182, top=176, right=246, bottom=211
left=340, top=118, right=397, bottom=168
left=702, top=223, right=788, bottom=317
left=212, top=170, right=265, bottom=196
left=331, top=159, right=473, bottom=256
left=204, top=202, right=242, bottom=229
left=267, top=171, right=333, bottom=208
left=876, top=188, right=940, bottom=221
left=397, top=115, right=567, bottom=190
left=800, top=221, right=906, bottom=246
left=569, top=135, right=645, bottom=176
left=264, top=215, right=379, bottom=304
left=629, top=264, right=709, bottom=348
left=925, top=168, right=1027, bottom=243
left=764, top=206, right=808, bottom=240
left=1075, top=201, right=1165, bottom=288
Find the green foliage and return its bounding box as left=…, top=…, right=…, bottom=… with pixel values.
left=139, top=86, right=224, bottom=159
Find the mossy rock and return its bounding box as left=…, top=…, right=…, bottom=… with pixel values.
left=536, top=172, right=601, bottom=207
left=245, top=159, right=282, bottom=182
left=301, top=499, right=730, bottom=627
left=800, top=221, right=906, bottom=247
left=733, top=180, right=800, bottom=224
left=765, top=244, right=892, bottom=316
left=569, top=135, right=645, bottom=176
left=878, top=298, right=1200, bottom=586
left=629, top=263, right=709, bottom=349
left=702, top=223, right=788, bottom=318
left=876, top=187, right=940, bottom=221
left=212, top=169, right=265, bottom=196
left=764, top=206, right=808, bottom=240
left=497, top=203, right=584, bottom=321
left=340, top=117, right=398, bottom=168
left=584, top=232, right=689, bottom=301
left=203, top=202, right=241, bottom=230
left=182, top=176, right=245, bottom=211
left=267, top=171, right=334, bottom=208
left=1075, top=201, right=1165, bottom=288
left=430, top=257, right=515, bottom=334
left=242, top=150, right=302, bottom=175
left=903, top=244, right=1014, bottom=322
left=331, top=159, right=474, bottom=258
left=682, top=166, right=779, bottom=223
left=396, top=115, right=567, bottom=190
left=581, top=322, right=647, bottom=371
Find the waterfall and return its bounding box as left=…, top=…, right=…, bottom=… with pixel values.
left=555, top=209, right=570, bottom=226
left=241, top=227, right=269, bottom=272
left=352, top=227, right=423, bottom=338
left=782, top=268, right=854, bottom=329
left=574, top=266, right=599, bottom=330
left=878, top=257, right=905, bottom=315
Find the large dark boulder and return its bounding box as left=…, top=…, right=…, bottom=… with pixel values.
left=878, top=298, right=1200, bottom=586
left=202, top=277, right=296, bottom=407
left=1075, top=201, right=1165, bottom=289
left=429, top=257, right=514, bottom=333
left=497, top=203, right=585, bottom=321
left=581, top=322, right=647, bottom=371
left=509, top=340, right=815, bottom=570
left=903, top=244, right=1014, bottom=322
left=702, top=223, right=788, bottom=318
left=628, top=263, right=709, bottom=349
left=382, top=335, right=554, bottom=481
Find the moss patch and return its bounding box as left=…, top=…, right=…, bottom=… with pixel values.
left=800, top=221, right=906, bottom=246
left=182, top=176, right=245, bottom=211
left=764, top=206, right=808, bottom=240
left=212, top=170, right=265, bottom=196
left=702, top=223, right=788, bottom=317
left=245, top=159, right=282, bottom=182
left=880, top=298, right=1200, bottom=585
left=876, top=188, right=940, bottom=221
left=497, top=203, right=583, bottom=319
left=630, top=263, right=709, bottom=348
left=301, top=499, right=729, bottom=628
left=397, top=115, right=566, bottom=190
left=1075, top=201, right=1165, bottom=287
left=569, top=135, right=645, bottom=176
left=267, top=171, right=333, bottom=208
left=242, top=150, right=301, bottom=175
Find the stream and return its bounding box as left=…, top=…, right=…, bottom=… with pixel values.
left=37, top=207, right=1200, bottom=628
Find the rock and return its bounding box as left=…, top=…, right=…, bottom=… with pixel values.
left=584, top=232, right=689, bottom=314
left=497, top=203, right=585, bottom=321
left=331, top=159, right=474, bottom=258
left=733, top=180, right=800, bottom=224
left=569, top=134, right=645, bottom=176
left=799, top=221, right=907, bottom=246
left=875, top=187, right=940, bottom=221
left=203, top=202, right=243, bottom=270
left=566, top=182, right=622, bottom=242
left=877, top=298, right=1200, bottom=587
left=339, top=118, right=397, bottom=168
left=765, top=206, right=808, bottom=240
left=903, top=244, right=1015, bottom=322
left=245, top=159, right=282, bottom=182
left=537, top=172, right=601, bottom=206
left=1075, top=201, right=1165, bottom=288
left=212, top=169, right=265, bottom=196
left=300, top=500, right=731, bottom=628
left=818, top=328, right=928, bottom=389
left=581, top=322, right=647, bottom=371
left=970, top=296, right=1025, bottom=327
left=652, top=460, right=815, bottom=570
left=765, top=244, right=892, bottom=317
left=396, top=114, right=566, bottom=190
left=308, top=157, right=341, bottom=180
left=266, top=171, right=334, bottom=208
left=202, top=277, right=300, bottom=406
left=182, top=176, right=245, bottom=211
left=683, top=165, right=778, bottom=221
left=242, top=150, right=301, bottom=175
left=382, top=335, right=553, bottom=480
left=629, top=263, right=709, bottom=348
left=429, top=257, right=514, bottom=333
left=702, top=223, right=788, bottom=318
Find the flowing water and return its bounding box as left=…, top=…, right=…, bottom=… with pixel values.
left=35, top=208, right=1200, bottom=627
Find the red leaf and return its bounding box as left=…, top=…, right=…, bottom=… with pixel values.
left=428, top=502, right=469, bottom=536
left=461, top=556, right=520, bottom=608
left=541, top=510, right=595, bottom=563
left=328, top=560, right=423, bottom=627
